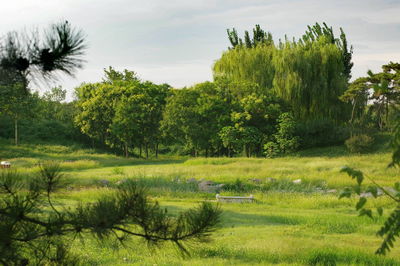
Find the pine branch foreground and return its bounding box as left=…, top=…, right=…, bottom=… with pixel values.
left=0, top=162, right=221, bottom=265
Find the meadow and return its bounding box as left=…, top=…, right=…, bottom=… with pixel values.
left=1, top=139, right=400, bottom=265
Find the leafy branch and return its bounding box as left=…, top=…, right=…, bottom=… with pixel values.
left=0, top=162, right=221, bottom=264
left=340, top=166, right=400, bottom=255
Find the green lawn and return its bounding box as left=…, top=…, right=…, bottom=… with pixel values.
left=1, top=140, right=399, bottom=265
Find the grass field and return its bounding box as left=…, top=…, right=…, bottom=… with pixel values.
left=1, top=139, right=400, bottom=265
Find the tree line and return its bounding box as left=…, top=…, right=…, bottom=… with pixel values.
left=72, top=23, right=398, bottom=158
left=1, top=23, right=399, bottom=158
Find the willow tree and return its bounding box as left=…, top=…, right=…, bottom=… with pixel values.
left=272, top=37, right=349, bottom=122
left=214, top=23, right=351, bottom=123
left=302, top=22, right=353, bottom=81
left=213, top=44, right=276, bottom=90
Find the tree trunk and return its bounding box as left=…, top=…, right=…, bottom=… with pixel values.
left=139, top=145, right=142, bottom=158
left=155, top=143, right=159, bottom=158
left=386, top=97, right=389, bottom=128
left=14, top=118, right=18, bottom=146
left=145, top=143, right=149, bottom=159
left=124, top=142, right=129, bottom=158
left=350, top=100, right=356, bottom=136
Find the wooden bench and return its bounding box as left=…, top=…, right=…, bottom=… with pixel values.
left=216, top=194, right=254, bottom=203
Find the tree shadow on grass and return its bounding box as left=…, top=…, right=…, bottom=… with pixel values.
left=221, top=210, right=302, bottom=227
left=161, top=204, right=302, bottom=228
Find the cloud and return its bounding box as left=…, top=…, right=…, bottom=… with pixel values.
left=0, top=0, right=399, bottom=99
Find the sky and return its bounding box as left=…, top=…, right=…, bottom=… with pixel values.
left=0, top=0, right=399, bottom=100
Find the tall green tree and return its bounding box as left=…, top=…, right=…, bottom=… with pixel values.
left=75, top=68, right=170, bottom=157
left=342, top=62, right=400, bottom=131
left=74, top=82, right=117, bottom=147
left=216, top=23, right=352, bottom=124
left=302, top=22, right=353, bottom=81
left=161, top=82, right=232, bottom=156
left=227, top=24, right=273, bottom=49
left=272, top=36, right=349, bottom=122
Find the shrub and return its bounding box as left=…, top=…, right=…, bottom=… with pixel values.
left=345, top=134, right=374, bottom=153
left=295, top=119, right=349, bottom=149
left=264, top=113, right=300, bottom=157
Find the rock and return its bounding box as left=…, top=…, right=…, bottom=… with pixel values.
left=116, top=179, right=129, bottom=185
left=292, top=179, right=302, bottom=184
left=198, top=180, right=217, bottom=192
left=99, top=179, right=110, bottom=186
left=360, top=192, right=374, bottom=198
left=360, top=189, right=387, bottom=198
left=216, top=183, right=225, bottom=188
left=248, top=178, right=262, bottom=184
left=383, top=187, right=398, bottom=195
left=266, top=177, right=276, bottom=183
left=326, top=189, right=337, bottom=193
left=187, top=178, right=197, bottom=183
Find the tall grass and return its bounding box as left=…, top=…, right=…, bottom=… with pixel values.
left=1, top=140, right=400, bottom=264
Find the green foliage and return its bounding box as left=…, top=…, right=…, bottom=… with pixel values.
left=161, top=82, right=232, bottom=156
left=302, top=22, right=353, bottom=81
left=0, top=21, right=86, bottom=147
left=390, top=121, right=400, bottom=167
left=340, top=166, right=400, bottom=255
left=0, top=162, right=221, bottom=264
left=74, top=68, right=170, bottom=157
left=218, top=126, right=241, bottom=156
left=214, top=44, right=276, bottom=90
left=339, top=77, right=369, bottom=126
left=226, top=24, right=273, bottom=49
left=0, top=86, right=85, bottom=144
left=295, top=119, right=349, bottom=148
left=0, top=21, right=86, bottom=78
left=264, top=112, right=300, bottom=157
left=272, top=37, right=349, bottom=123
left=345, top=134, right=375, bottom=153
left=216, top=23, right=352, bottom=124
left=343, top=62, right=400, bottom=131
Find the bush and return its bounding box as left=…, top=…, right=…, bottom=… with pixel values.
left=264, top=113, right=300, bottom=157
left=295, top=119, right=349, bottom=148
left=345, top=134, right=374, bottom=153
left=264, top=141, right=280, bottom=157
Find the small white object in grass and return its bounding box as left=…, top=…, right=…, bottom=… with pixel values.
left=1, top=161, right=11, bottom=168
left=292, top=179, right=302, bottom=184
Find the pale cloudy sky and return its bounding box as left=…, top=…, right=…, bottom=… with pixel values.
left=1, top=0, right=399, bottom=99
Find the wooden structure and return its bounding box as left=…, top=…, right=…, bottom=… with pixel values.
left=216, top=194, right=254, bottom=203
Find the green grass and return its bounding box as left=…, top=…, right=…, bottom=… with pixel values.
left=1, top=139, right=400, bottom=265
